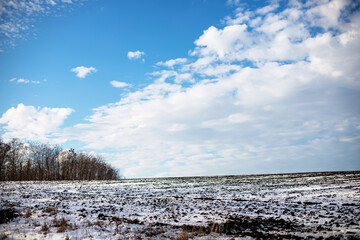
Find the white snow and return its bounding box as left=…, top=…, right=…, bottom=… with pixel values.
left=1, top=172, right=359, bottom=239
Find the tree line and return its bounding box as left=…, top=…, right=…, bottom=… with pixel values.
left=0, top=138, right=121, bottom=181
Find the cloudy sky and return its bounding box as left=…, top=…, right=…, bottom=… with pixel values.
left=0, top=0, right=359, bottom=178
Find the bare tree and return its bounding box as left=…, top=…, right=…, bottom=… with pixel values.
left=6, top=139, right=25, bottom=181
left=0, top=138, right=11, bottom=181
left=0, top=137, right=121, bottom=181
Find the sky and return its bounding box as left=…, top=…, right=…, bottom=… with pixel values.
left=0, top=0, right=359, bottom=178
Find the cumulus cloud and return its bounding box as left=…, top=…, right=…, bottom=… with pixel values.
left=0, top=104, right=73, bottom=142
left=3, top=0, right=359, bottom=178
left=110, top=80, right=129, bottom=88
left=59, top=0, right=360, bottom=178
left=71, top=66, right=97, bottom=78
left=127, top=50, right=145, bottom=60
left=194, top=24, right=248, bottom=59
left=305, top=0, right=349, bottom=30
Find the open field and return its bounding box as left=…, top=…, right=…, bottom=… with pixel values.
left=1, top=171, right=360, bottom=239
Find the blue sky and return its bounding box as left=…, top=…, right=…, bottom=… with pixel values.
left=0, top=0, right=359, bottom=178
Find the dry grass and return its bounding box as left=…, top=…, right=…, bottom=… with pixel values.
left=210, top=222, right=224, bottom=234
left=44, top=207, right=57, bottom=214
left=88, top=220, right=104, bottom=227
left=40, top=222, right=50, bottom=235
left=86, top=220, right=104, bottom=230
left=23, top=208, right=32, bottom=218
left=176, top=231, right=189, bottom=240
left=55, top=217, right=69, bottom=233
left=57, top=225, right=66, bottom=233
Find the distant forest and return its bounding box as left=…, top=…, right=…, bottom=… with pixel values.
left=0, top=138, right=121, bottom=181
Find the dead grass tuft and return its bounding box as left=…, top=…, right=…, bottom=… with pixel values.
left=176, top=230, right=189, bottom=240
left=40, top=222, right=50, bottom=235
left=95, top=220, right=104, bottom=228
left=87, top=220, right=104, bottom=228
left=23, top=208, right=32, bottom=218
left=210, top=222, right=224, bottom=234
left=55, top=217, right=69, bottom=233
left=44, top=207, right=57, bottom=214
left=57, top=224, right=66, bottom=233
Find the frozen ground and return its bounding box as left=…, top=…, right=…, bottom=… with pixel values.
left=1, top=171, right=359, bottom=239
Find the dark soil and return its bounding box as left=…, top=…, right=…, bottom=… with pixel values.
left=0, top=209, right=18, bottom=224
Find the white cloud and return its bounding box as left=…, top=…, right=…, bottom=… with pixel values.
left=191, top=64, right=241, bottom=77
left=194, top=24, right=248, bottom=59
left=167, top=123, right=187, bottom=132
left=226, top=0, right=241, bottom=7
left=0, top=104, right=73, bottom=142
left=9, top=78, right=41, bottom=84
left=110, top=80, right=129, bottom=88
left=0, top=0, right=81, bottom=50
left=339, top=136, right=360, bottom=143
left=127, top=50, right=145, bottom=60
left=156, top=58, right=187, bottom=68
left=62, top=0, right=359, bottom=178
left=17, top=78, right=29, bottom=83
left=256, top=3, right=279, bottom=15
left=47, top=0, right=57, bottom=6
left=3, top=0, right=359, bottom=178
left=202, top=113, right=252, bottom=129
left=306, top=0, right=350, bottom=30
left=71, top=66, right=97, bottom=78
left=150, top=70, right=193, bottom=84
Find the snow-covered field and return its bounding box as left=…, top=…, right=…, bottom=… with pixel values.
left=1, top=171, right=359, bottom=239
